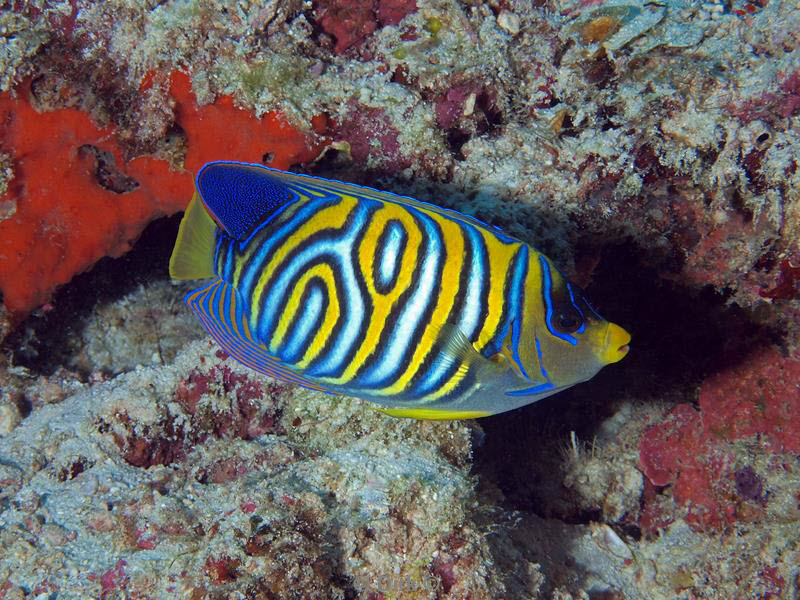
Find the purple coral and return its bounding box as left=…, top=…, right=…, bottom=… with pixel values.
left=734, top=466, right=764, bottom=502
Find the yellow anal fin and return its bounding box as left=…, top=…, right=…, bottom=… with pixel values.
left=373, top=406, right=490, bottom=420
left=169, top=191, right=217, bottom=280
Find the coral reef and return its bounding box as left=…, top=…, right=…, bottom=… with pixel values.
left=0, top=341, right=508, bottom=597
left=315, top=0, right=419, bottom=54
left=4, top=0, right=798, bottom=320
left=0, top=0, right=799, bottom=597
left=69, top=279, right=203, bottom=376
left=5, top=324, right=794, bottom=599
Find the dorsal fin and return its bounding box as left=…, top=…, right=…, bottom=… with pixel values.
left=196, top=161, right=296, bottom=240
left=252, top=168, right=518, bottom=241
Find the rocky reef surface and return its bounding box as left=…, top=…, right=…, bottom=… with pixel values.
left=1, top=0, right=799, bottom=597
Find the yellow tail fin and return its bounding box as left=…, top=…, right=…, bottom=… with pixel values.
left=169, top=192, right=217, bottom=280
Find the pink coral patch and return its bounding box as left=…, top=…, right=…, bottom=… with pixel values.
left=639, top=346, right=800, bottom=531
left=699, top=347, right=800, bottom=454
left=638, top=403, right=701, bottom=487
left=315, top=0, right=417, bottom=53
left=434, top=83, right=481, bottom=130
left=337, top=101, right=411, bottom=170
left=377, top=0, right=418, bottom=26
left=315, top=0, right=377, bottom=54
left=87, top=559, right=129, bottom=598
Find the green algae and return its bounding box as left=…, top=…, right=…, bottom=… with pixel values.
left=238, top=55, right=315, bottom=109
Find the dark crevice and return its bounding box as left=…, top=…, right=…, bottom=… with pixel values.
left=584, top=48, right=617, bottom=89
left=475, top=89, right=505, bottom=135
left=79, top=144, right=140, bottom=193
left=445, top=129, right=471, bottom=161
left=2, top=214, right=182, bottom=375
left=472, top=239, right=781, bottom=520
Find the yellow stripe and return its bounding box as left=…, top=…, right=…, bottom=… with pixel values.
left=241, top=307, right=256, bottom=342
left=250, top=196, right=357, bottom=325
left=518, top=249, right=545, bottom=375
left=264, top=263, right=339, bottom=366
left=296, top=263, right=340, bottom=367
left=414, top=359, right=471, bottom=403
left=412, top=233, right=522, bottom=405
left=475, top=231, right=521, bottom=352
left=373, top=210, right=464, bottom=395
left=227, top=281, right=238, bottom=338
left=269, top=263, right=324, bottom=352
left=287, top=182, right=328, bottom=199
left=319, top=202, right=421, bottom=384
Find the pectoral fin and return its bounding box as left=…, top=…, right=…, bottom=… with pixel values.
left=371, top=325, right=514, bottom=420
left=433, top=323, right=507, bottom=380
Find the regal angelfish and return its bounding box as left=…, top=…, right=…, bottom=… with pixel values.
left=169, top=161, right=630, bottom=419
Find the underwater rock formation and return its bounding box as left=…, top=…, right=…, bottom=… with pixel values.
left=0, top=0, right=799, bottom=597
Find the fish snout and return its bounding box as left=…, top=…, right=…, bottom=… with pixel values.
left=601, top=322, right=631, bottom=364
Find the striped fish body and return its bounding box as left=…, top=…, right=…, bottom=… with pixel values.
left=170, top=162, right=630, bottom=419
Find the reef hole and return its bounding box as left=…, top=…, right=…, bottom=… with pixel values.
left=472, top=239, right=780, bottom=520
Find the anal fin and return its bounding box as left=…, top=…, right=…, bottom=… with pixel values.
left=185, top=279, right=334, bottom=394
left=373, top=406, right=490, bottom=420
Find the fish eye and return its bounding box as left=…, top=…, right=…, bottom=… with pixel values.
left=555, top=311, right=583, bottom=333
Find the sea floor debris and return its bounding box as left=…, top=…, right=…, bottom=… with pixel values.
left=0, top=273, right=796, bottom=598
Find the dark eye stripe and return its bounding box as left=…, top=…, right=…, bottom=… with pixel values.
left=509, top=246, right=530, bottom=379
left=584, top=295, right=604, bottom=321
left=539, top=255, right=578, bottom=346
left=566, top=282, right=586, bottom=334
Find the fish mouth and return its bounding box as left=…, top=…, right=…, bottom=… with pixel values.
left=602, top=322, right=631, bottom=364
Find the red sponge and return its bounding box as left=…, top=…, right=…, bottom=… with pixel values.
left=0, top=72, right=327, bottom=319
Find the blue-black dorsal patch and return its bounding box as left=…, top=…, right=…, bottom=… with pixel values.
left=196, top=161, right=295, bottom=240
